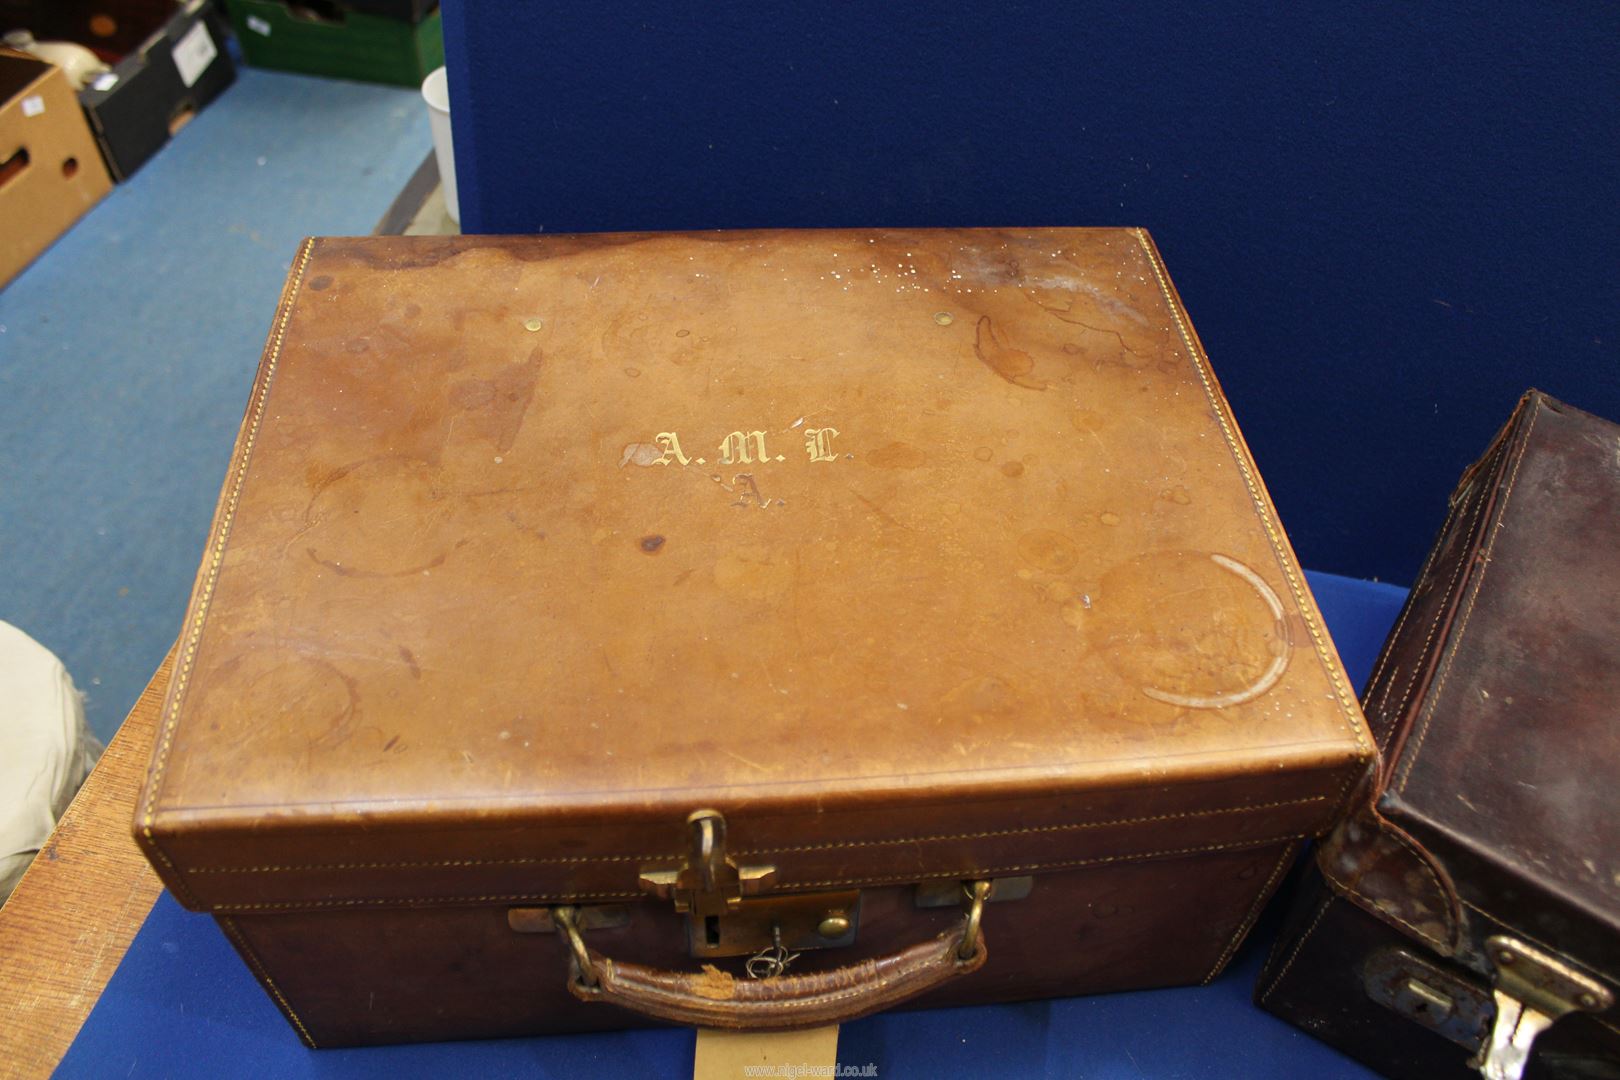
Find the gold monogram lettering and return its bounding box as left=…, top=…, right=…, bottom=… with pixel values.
left=804, top=427, right=840, bottom=462
left=718, top=430, right=771, bottom=465
left=653, top=432, right=691, bottom=466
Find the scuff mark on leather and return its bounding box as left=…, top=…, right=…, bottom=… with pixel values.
left=620, top=442, right=664, bottom=467
left=307, top=548, right=446, bottom=578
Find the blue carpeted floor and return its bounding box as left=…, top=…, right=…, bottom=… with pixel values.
left=0, top=68, right=430, bottom=742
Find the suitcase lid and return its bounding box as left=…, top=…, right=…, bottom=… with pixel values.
left=1326, top=391, right=1620, bottom=992
left=135, top=230, right=1370, bottom=913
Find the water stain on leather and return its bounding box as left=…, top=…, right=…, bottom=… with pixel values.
left=1021, top=286, right=1150, bottom=342
left=973, top=316, right=1045, bottom=390
left=939, top=674, right=1025, bottom=724
left=396, top=645, right=421, bottom=680
left=714, top=545, right=795, bottom=603
left=640, top=534, right=666, bottom=554
left=321, top=239, right=453, bottom=270
left=191, top=651, right=360, bottom=760
left=301, top=456, right=456, bottom=577
left=1001, top=461, right=1025, bottom=478
left=446, top=346, right=544, bottom=453
left=1017, top=529, right=1078, bottom=574
left=1071, top=410, right=1104, bottom=435
left=307, top=275, right=333, bottom=291
left=866, top=442, right=928, bottom=469
left=1090, top=551, right=1292, bottom=710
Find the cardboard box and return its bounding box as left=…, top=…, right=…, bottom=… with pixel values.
left=0, top=1, right=235, bottom=180
left=229, top=0, right=442, bottom=88
left=0, top=50, right=113, bottom=289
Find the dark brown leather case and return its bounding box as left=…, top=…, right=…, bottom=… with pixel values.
left=133, top=229, right=1373, bottom=1046
left=1258, top=391, right=1620, bottom=1079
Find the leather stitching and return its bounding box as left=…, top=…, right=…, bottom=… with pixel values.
left=214, top=890, right=646, bottom=912
left=1361, top=481, right=1458, bottom=720
left=1318, top=844, right=1450, bottom=952
left=1396, top=403, right=1539, bottom=791
left=752, top=798, right=1320, bottom=856
left=1459, top=898, right=1620, bottom=990
left=1199, top=841, right=1299, bottom=984
left=1361, top=430, right=1504, bottom=724
left=140, top=238, right=316, bottom=841
left=192, top=854, right=661, bottom=874
left=781, top=833, right=1302, bottom=892
left=216, top=915, right=319, bottom=1047
left=1133, top=230, right=1370, bottom=804
left=1256, top=891, right=1335, bottom=1004
left=1383, top=817, right=1461, bottom=947
left=203, top=833, right=1305, bottom=911
left=1316, top=809, right=1460, bottom=951
left=184, top=795, right=1329, bottom=875
left=1366, top=465, right=1488, bottom=751
left=604, top=936, right=964, bottom=1016
left=1368, top=434, right=1505, bottom=757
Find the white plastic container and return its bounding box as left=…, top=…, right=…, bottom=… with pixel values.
left=421, top=66, right=459, bottom=224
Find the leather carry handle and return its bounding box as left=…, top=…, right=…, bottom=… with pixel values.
left=552, top=881, right=990, bottom=1030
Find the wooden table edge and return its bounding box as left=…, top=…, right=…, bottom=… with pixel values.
left=0, top=648, right=172, bottom=1079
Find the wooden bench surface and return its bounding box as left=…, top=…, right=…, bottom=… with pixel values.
left=0, top=651, right=171, bottom=1079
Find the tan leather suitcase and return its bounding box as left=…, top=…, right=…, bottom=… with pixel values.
left=134, top=228, right=1374, bottom=1046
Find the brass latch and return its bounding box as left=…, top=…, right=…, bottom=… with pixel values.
left=1363, top=947, right=1493, bottom=1050
left=1473, top=934, right=1613, bottom=1080
left=637, top=809, right=777, bottom=917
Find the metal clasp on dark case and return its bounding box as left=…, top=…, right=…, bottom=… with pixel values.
left=1365, top=937, right=1613, bottom=1080
left=1364, top=947, right=1493, bottom=1050
left=1473, top=935, right=1612, bottom=1080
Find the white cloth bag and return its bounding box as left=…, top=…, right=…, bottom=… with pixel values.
left=0, top=621, right=101, bottom=902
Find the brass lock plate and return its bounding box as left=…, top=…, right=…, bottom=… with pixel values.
left=507, top=905, right=631, bottom=934
left=915, top=875, right=1033, bottom=907
left=688, top=890, right=861, bottom=959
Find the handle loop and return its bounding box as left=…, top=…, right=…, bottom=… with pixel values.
left=552, top=881, right=990, bottom=1030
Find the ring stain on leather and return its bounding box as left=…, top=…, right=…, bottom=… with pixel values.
left=189, top=650, right=361, bottom=769
left=1017, top=529, right=1078, bottom=575
left=1091, top=551, right=1293, bottom=711
left=300, top=455, right=458, bottom=578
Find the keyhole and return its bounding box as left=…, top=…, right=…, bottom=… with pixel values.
left=704, top=915, right=721, bottom=948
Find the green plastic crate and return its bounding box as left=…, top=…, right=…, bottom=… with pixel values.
left=229, top=0, right=443, bottom=87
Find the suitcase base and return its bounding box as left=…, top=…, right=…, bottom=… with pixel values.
left=220, top=842, right=1297, bottom=1046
